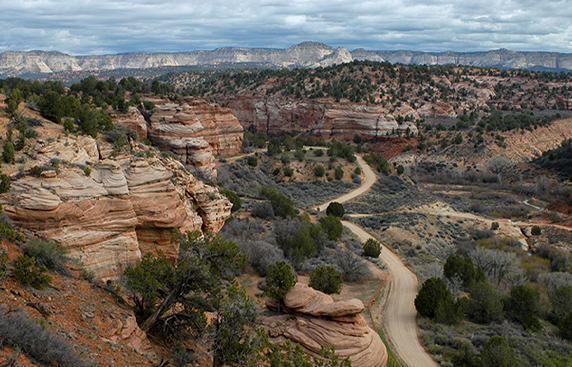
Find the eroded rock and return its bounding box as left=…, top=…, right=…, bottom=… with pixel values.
left=147, top=98, right=243, bottom=181
left=265, top=284, right=388, bottom=367
left=3, top=132, right=231, bottom=280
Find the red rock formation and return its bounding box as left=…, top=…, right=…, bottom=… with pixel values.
left=146, top=98, right=243, bottom=180
left=110, top=106, right=148, bottom=139
left=186, top=99, right=245, bottom=155
left=220, top=96, right=417, bottom=140
left=265, top=284, right=388, bottom=367
left=3, top=132, right=231, bottom=280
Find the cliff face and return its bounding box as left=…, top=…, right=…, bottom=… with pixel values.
left=2, top=43, right=572, bottom=77
left=113, top=98, right=243, bottom=181
left=3, top=129, right=232, bottom=280
left=220, top=96, right=417, bottom=138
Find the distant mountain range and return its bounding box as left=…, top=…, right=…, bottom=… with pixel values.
left=1, top=41, right=572, bottom=77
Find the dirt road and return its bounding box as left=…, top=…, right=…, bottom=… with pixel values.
left=314, top=155, right=438, bottom=367
left=314, top=154, right=378, bottom=211
left=343, top=222, right=438, bottom=367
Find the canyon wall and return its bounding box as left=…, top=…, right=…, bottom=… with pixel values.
left=114, top=98, right=243, bottom=181
left=220, top=96, right=418, bottom=138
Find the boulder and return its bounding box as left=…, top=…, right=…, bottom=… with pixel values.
left=265, top=284, right=388, bottom=367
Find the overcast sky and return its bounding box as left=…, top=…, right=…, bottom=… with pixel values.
left=1, top=0, right=571, bottom=55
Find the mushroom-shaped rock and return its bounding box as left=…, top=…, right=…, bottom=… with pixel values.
left=266, top=284, right=388, bottom=367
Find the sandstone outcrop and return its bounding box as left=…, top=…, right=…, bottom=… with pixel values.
left=3, top=130, right=232, bottom=280
left=265, top=284, right=388, bottom=367
left=110, top=106, right=148, bottom=139
left=145, top=98, right=243, bottom=180
left=221, top=96, right=417, bottom=139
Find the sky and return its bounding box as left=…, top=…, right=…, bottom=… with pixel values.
left=1, top=0, right=571, bottom=55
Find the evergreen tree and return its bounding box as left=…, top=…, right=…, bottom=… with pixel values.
left=264, top=261, right=296, bottom=312
left=309, top=266, right=343, bottom=295
left=481, top=336, right=517, bottom=367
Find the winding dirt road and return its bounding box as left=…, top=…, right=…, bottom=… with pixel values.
left=314, top=154, right=378, bottom=212
left=314, top=155, right=438, bottom=367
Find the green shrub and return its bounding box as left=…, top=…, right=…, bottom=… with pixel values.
left=309, top=266, right=343, bottom=294
left=334, top=167, right=344, bottom=180
left=326, top=202, right=345, bottom=218
left=354, top=167, right=361, bottom=175
left=143, top=101, right=155, bottom=110
left=444, top=253, right=479, bottom=288
left=264, top=261, right=296, bottom=309
left=12, top=255, right=52, bottom=289
left=505, top=284, right=542, bottom=330
left=0, top=216, right=16, bottom=242
left=0, top=172, right=11, bottom=193
left=363, top=238, right=382, bottom=258
left=481, top=335, right=516, bottom=367
left=550, top=285, right=572, bottom=322
left=396, top=165, right=404, bottom=175
left=247, top=155, right=258, bottom=167
left=466, top=281, right=504, bottom=323
left=549, top=211, right=561, bottom=223
left=260, top=187, right=295, bottom=218
left=314, top=165, right=325, bottom=177
left=560, top=311, right=572, bottom=341
left=220, top=189, right=242, bottom=212
left=2, top=142, right=15, bottom=164
left=434, top=297, right=464, bottom=325
left=531, top=225, right=542, bottom=235
left=294, top=149, right=305, bottom=162
left=23, top=239, right=69, bottom=275
left=83, top=166, right=91, bottom=176
left=0, top=250, right=7, bottom=282
left=320, top=215, right=343, bottom=241
left=274, top=216, right=326, bottom=264
left=283, top=167, right=294, bottom=177
left=313, top=149, right=324, bottom=157
left=491, top=221, right=499, bottom=230
left=415, top=277, right=451, bottom=318
left=63, top=120, right=75, bottom=133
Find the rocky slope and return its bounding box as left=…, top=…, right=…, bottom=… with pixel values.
left=114, top=98, right=243, bottom=181
left=0, top=117, right=232, bottom=280
left=221, top=96, right=417, bottom=138
left=0, top=240, right=156, bottom=367
left=488, top=117, right=572, bottom=162
left=3, top=42, right=572, bottom=77
left=265, top=284, right=388, bottom=367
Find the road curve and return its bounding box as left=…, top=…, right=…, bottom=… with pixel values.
left=314, top=154, right=378, bottom=211
left=314, top=155, right=438, bottom=367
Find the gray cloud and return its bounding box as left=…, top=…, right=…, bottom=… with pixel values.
left=0, top=0, right=571, bottom=55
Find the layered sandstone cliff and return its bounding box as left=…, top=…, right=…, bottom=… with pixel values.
left=112, top=98, right=243, bottom=181
left=3, top=44, right=572, bottom=77
left=221, top=96, right=417, bottom=138
left=3, top=130, right=232, bottom=280
left=265, top=284, right=388, bottom=367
